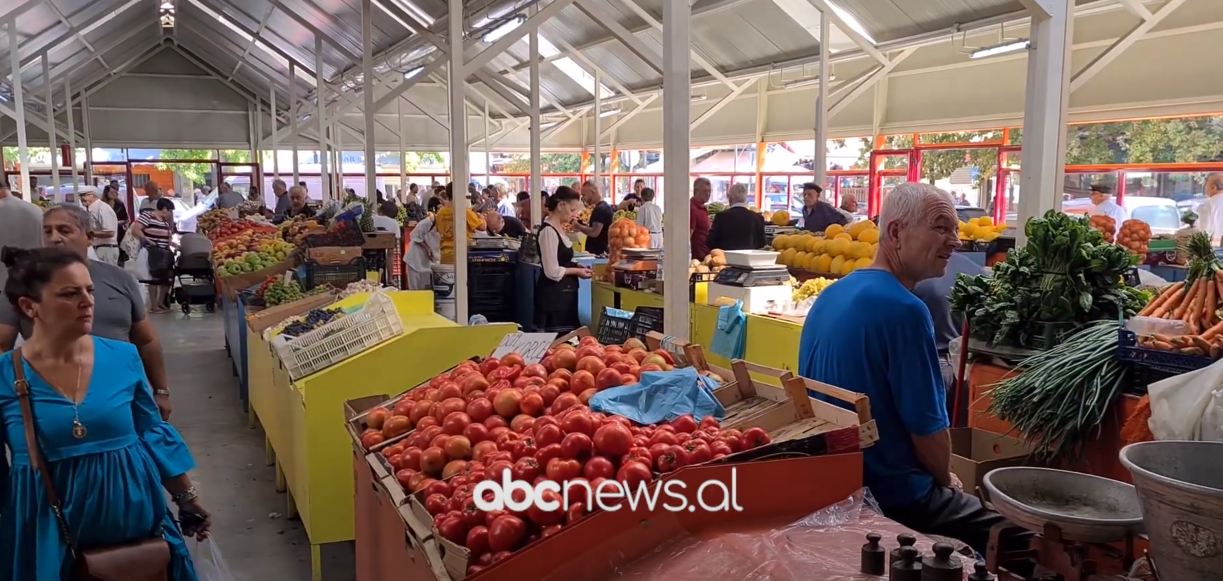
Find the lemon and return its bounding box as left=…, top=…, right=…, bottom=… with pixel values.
left=815, top=253, right=833, bottom=273
left=835, top=232, right=853, bottom=242
left=773, top=234, right=789, bottom=250
left=857, top=228, right=879, bottom=244
left=979, top=216, right=994, bottom=226
left=870, top=243, right=878, bottom=256
left=824, top=223, right=844, bottom=238
left=806, top=237, right=821, bottom=253
left=771, top=210, right=791, bottom=226
left=968, top=217, right=981, bottom=227
left=828, top=238, right=850, bottom=257
left=847, top=220, right=869, bottom=240
left=830, top=255, right=845, bottom=275
left=855, top=257, right=872, bottom=269
left=780, top=248, right=797, bottom=265
left=794, top=251, right=809, bottom=268
left=839, top=258, right=856, bottom=276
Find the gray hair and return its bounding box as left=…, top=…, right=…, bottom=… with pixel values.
left=289, top=185, right=307, bottom=197
left=693, top=177, right=711, bottom=190
left=840, top=192, right=857, bottom=208
left=878, top=183, right=954, bottom=242
left=45, top=203, right=93, bottom=234
left=272, top=179, right=286, bottom=190
left=727, top=183, right=749, bottom=205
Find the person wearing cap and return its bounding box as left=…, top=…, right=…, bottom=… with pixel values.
left=1088, top=184, right=1127, bottom=234
left=800, top=182, right=847, bottom=233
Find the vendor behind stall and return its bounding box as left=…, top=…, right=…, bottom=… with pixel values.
left=798, top=182, right=1014, bottom=555
left=536, top=186, right=591, bottom=332
left=912, top=252, right=986, bottom=426
left=482, top=210, right=527, bottom=238
left=706, top=183, right=766, bottom=251
left=800, top=183, right=847, bottom=233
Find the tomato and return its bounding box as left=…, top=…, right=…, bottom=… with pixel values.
left=471, top=440, right=498, bottom=462
left=534, top=443, right=563, bottom=469
left=501, top=353, right=526, bottom=368
left=465, top=398, right=494, bottom=423
left=710, top=440, right=734, bottom=457
left=442, top=460, right=470, bottom=480
left=622, top=446, right=653, bottom=467
left=616, top=461, right=653, bottom=491
left=719, top=435, right=742, bottom=453
left=546, top=457, right=582, bottom=481
left=526, top=489, right=565, bottom=526
left=511, top=437, right=538, bottom=461
left=741, top=427, right=772, bottom=450
left=486, top=459, right=514, bottom=482
left=683, top=440, right=713, bottom=465
left=487, top=515, right=527, bottom=552
left=560, top=411, right=596, bottom=436
left=425, top=479, right=453, bottom=497
left=430, top=434, right=451, bottom=450
left=510, top=414, right=536, bottom=433
left=535, top=423, right=563, bottom=448
left=551, top=393, right=581, bottom=415
left=593, top=423, right=633, bottom=457
left=491, top=550, right=514, bottom=563
left=466, top=565, right=486, bottom=576
left=560, top=432, right=594, bottom=459
left=424, top=493, right=449, bottom=516
left=444, top=435, right=472, bottom=460
left=648, top=430, right=679, bottom=447
left=420, top=447, right=448, bottom=476
left=438, top=381, right=463, bottom=401
left=436, top=515, right=469, bottom=545
left=566, top=501, right=587, bottom=524
left=460, top=503, right=485, bottom=529
left=420, top=425, right=444, bottom=442
left=360, top=430, right=385, bottom=450
left=479, top=357, right=501, bottom=376
left=483, top=509, right=508, bottom=527
left=511, top=457, right=542, bottom=482
left=541, top=524, right=563, bottom=538
left=670, top=414, right=698, bottom=434
left=698, top=415, right=721, bottom=431
left=582, top=455, right=616, bottom=480
left=520, top=392, right=546, bottom=416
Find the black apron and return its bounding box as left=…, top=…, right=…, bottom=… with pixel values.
left=534, top=222, right=580, bottom=333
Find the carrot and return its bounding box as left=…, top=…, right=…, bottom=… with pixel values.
left=1174, top=279, right=1201, bottom=320
left=1153, top=286, right=1186, bottom=319
left=1206, top=280, right=1217, bottom=327
left=1140, top=282, right=1183, bottom=316
left=1188, top=280, right=1207, bottom=330
left=1201, top=319, right=1223, bottom=340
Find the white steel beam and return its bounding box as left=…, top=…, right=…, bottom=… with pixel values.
left=363, top=0, right=376, bottom=200
left=65, top=74, right=78, bottom=197
left=690, top=82, right=752, bottom=130
left=462, top=0, right=579, bottom=78
left=42, top=54, right=59, bottom=199
left=1017, top=0, right=1055, bottom=19
left=1069, top=0, right=1185, bottom=93
left=805, top=0, right=887, bottom=65
left=1018, top=0, right=1074, bottom=246
left=8, top=20, right=30, bottom=198
left=188, top=0, right=318, bottom=82
left=599, top=94, right=657, bottom=141
left=541, top=106, right=593, bottom=140
left=662, top=0, right=691, bottom=338
left=271, top=82, right=279, bottom=179
left=317, top=35, right=330, bottom=202
left=289, top=61, right=299, bottom=185
left=615, top=0, right=735, bottom=89
left=449, top=0, right=470, bottom=323
left=1114, top=0, right=1153, bottom=20
left=264, top=0, right=363, bottom=62
left=828, top=48, right=915, bottom=117
left=530, top=1, right=542, bottom=227
left=575, top=0, right=663, bottom=75
left=871, top=73, right=887, bottom=138
left=398, top=98, right=406, bottom=201
left=754, top=77, right=768, bottom=141
left=593, top=70, right=601, bottom=183
left=813, top=10, right=829, bottom=188
left=543, top=33, right=643, bottom=106
left=368, top=57, right=447, bottom=112
left=81, top=92, right=92, bottom=183
left=229, top=5, right=275, bottom=81
left=0, top=0, right=42, bottom=23
left=473, top=70, right=530, bottom=113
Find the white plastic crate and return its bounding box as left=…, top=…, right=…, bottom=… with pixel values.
left=273, top=290, right=405, bottom=380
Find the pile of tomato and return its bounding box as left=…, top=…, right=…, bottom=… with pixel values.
left=356, top=336, right=772, bottom=577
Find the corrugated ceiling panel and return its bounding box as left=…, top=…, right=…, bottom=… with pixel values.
left=539, top=6, right=606, bottom=48
left=581, top=44, right=654, bottom=88
left=694, top=0, right=818, bottom=70
left=834, top=0, right=1021, bottom=43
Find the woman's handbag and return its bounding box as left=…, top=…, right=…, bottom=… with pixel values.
left=12, top=349, right=172, bottom=581
left=146, top=245, right=176, bottom=281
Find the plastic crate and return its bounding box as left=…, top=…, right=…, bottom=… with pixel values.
left=304, top=257, right=367, bottom=291
left=1117, top=328, right=1216, bottom=372
left=273, top=290, right=405, bottom=380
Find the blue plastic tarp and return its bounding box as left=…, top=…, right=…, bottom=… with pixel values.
left=588, top=366, right=725, bottom=425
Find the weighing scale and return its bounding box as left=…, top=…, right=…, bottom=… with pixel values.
left=611, top=248, right=661, bottom=291
left=709, top=264, right=792, bottom=314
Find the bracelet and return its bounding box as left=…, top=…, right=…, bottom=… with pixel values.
left=172, top=486, right=198, bottom=505
left=154, top=389, right=171, bottom=396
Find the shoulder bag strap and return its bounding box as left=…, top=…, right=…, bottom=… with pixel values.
left=13, top=349, right=78, bottom=555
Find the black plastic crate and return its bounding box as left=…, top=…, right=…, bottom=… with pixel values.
left=1121, top=363, right=1178, bottom=396
left=1117, top=328, right=1215, bottom=372
left=304, top=257, right=367, bottom=291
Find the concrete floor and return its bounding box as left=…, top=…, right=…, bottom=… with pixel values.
left=153, top=311, right=355, bottom=581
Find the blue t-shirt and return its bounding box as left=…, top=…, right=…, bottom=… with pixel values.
left=798, top=269, right=950, bottom=508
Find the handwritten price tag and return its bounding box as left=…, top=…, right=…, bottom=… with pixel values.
left=491, top=332, right=558, bottom=364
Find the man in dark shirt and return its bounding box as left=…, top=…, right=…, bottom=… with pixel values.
left=913, top=251, right=987, bottom=426
left=574, top=181, right=613, bottom=255
left=483, top=210, right=528, bottom=238
left=690, top=177, right=712, bottom=260
left=707, top=183, right=766, bottom=252
left=800, top=183, right=847, bottom=233
left=271, top=179, right=292, bottom=223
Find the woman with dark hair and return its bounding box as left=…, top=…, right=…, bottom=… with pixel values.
left=131, top=198, right=177, bottom=314
left=0, top=246, right=208, bottom=580
left=535, top=186, right=591, bottom=332
left=102, top=185, right=131, bottom=265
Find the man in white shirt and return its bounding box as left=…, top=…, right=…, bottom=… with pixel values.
left=373, top=201, right=402, bottom=240
left=0, top=181, right=46, bottom=290
left=84, top=188, right=121, bottom=265
left=635, top=187, right=664, bottom=249
left=1088, top=184, right=1128, bottom=234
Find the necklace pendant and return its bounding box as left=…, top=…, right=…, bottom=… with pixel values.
left=72, top=420, right=87, bottom=439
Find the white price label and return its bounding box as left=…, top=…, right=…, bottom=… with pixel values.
left=490, top=332, right=557, bottom=364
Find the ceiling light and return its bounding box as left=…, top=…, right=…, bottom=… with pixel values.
left=970, top=39, right=1030, bottom=59
left=691, top=94, right=707, bottom=102
left=482, top=15, right=524, bottom=43
left=404, top=67, right=423, bottom=79
left=160, top=2, right=174, bottom=10
left=783, top=73, right=835, bottom=89
left=540, top=122, right=558, bottom=129
left=598, top=109, right=619, bottom=118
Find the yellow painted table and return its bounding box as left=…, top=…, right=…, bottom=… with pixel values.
left=250, top=290, right=516, bottom=580
left=744, top=313, right=804, bottom=372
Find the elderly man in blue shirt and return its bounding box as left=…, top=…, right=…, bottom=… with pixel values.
left=798, top=182, right=1013, bottom=554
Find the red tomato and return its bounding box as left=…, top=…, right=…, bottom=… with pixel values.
left=593, top=423, right=633, bottom=457
left=526, top=489, right=565, bottom=526
left=699, top=415, right=721, bottom=431
left=436, top=515, right=469, bottom=545
left=460, top=503, right=485, bottom=529
left=520, top=392, right=546, bottom=416
left=511, top=437, right=538, bottom=461
left=616, top=461, right=652, bottom=491
left=487, top=515, right=527, bottom=552
left=511, top=457, right=542, bottom=482
left=425, top=479, right=453, bottom=497
left=486, top=460, right=514, bottom=482
left=462, top=423, right=490, bottom=444
left=424, top=493, right=448, bottom=516
left=466, top=398, right=494, bottom=423
left=466, top=525, right=491, bottom=554
left=560, top=432, right=594, bottom=459
left=566, top=502, right=587, bottom=524
left=683, top=440, right=713, bottom=464
left=741, top=427, right=772, bottom=450
left=546, top=457, right=582, bottom=481
left=710, top=440, right=733, bottom=457
left=535, top=443, right=564, bottom=468
left=479, top=357, right=501, bottom=376
left=483, top=509, right=507, bottom=527
left=541, top=524, right=563, bottom=538
left=501, top=353, right=526, bottom=369
left=491, top=550, right=514, bottom=563
left=560, top=411, right=597, bottom=436
left=622, top=446, right=653, bottom=467
left=582, top=455, right=616, bottom=480
left=670, top=414, right=698, bottom=433
left=551, top=393, right=581, bottom=415
left=535, top=423, right=563, bottom=448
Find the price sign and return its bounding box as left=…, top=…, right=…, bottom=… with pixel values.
left=491, top=332, right=558, bottom=364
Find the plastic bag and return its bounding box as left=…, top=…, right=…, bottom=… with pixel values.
left=1148, top=358, right=1223, bottom=440
left=125, top=247, right=151, bottom=281
left=191, top=538, right=237, bottom=581
left=1126, top=315, right=1190, bottom=337
left=588, top=367, right=725, bottom=424
left=1199, top=388, right=1223, bottom=442
left=710, top=301, right=746, bottom=361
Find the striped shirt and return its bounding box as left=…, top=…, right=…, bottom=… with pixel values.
left=137, top=213, right=173, bottom=249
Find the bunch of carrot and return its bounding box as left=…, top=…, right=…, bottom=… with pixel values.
left=1136, top=272, right=1223, bottom=356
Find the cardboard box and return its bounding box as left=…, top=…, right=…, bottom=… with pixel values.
left=949, top=428, right=1035, bottom=498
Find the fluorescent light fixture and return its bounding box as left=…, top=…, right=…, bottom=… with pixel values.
left=826, top=1, right=877, bottom=45
left=970, top=39, right=1030, bottom=59
left=389, top=0, right=435, bottom=26
left=483, top=15, right=525, bottom=43
left=598, top=109, right=619, bottom=118
left=531, top=35, right=613, bottom=99
left=404, top=66, right=423, bottom=79
left=784, top=73, right=835, bottom=89
left=160, top=2, right=175, bottom=10
left=691, top=94, right=708, bottom=102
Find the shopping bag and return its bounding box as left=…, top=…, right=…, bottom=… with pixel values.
left=1148, top=358, right=1223, bottom=440
left=148, top=246, right=175, bottom=280
left=119, top=227, right=140, bottom=258
left=125, top=247, right=151, bottom=281
left=191, top=538, right=237, bottom=581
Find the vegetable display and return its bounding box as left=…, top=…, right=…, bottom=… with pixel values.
left=985, top=321, right=1126, bottom=462
left=1134, top=232, right=1223, bottom=353
left=1118, top=219, right=1152, bottom=256
left=1089, top=215, right=1117, bottom=244
left=951, top=210, right=1144, bottom=348
left=358, top=337, right=759, bottom=577
left=792, top=277, right=835, bottom=303
left=601, top=218, right=651, bottom=281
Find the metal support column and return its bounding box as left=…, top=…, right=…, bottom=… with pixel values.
left=316, top=36, right=330, bottom=202
left=1017, top=0, right=1073, bottom=246
left=661, top=0, right=691, bottom=337
left=65, top=75, right=78, bottom=199
left=483, top=102, right=490, bottom=188
left=82, top=94, right=92, bottom=184
left=9, top=21, right=30, bottom=197
left=813, top=11, right=830, bottom=188
left=593, top=70, right=601, bottom=187
left=335, top=123, right=343, bottom=194
left=398, top=98, right=407, bottom=201
left=271, top=87, right=280, bottom=179
left=289, top=62, right=299, bottom=186
left=362, top=0, right=376, bottom=201
left=42, top=55, right=59, bottom=200
left=529, top=2, right=542, bottom=227
left=449, top=0, right=469, bottom=323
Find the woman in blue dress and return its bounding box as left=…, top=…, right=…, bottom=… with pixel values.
left=0, top=246, right=211, bottom=580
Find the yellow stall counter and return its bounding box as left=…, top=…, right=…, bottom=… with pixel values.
left=744, top=313, right=804, bottom=372
left=253, top=290, right=516, bottom=580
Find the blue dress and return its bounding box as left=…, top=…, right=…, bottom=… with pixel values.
left=0, top=337, right=199, bottom=581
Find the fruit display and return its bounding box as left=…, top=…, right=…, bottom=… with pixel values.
left=612, top=209, right=636, bottom=223
left=279, top=217, right=323, bottom=244
left=602, top=218, right=652, bottom=281
left=212, top=232, right=295, bottom=278
left=959, top=217, right=1007, bottom=243
left=278, top=307, right=345, bottom=338
left=689, top=249, right=727, bottom=277
left=770, top=210, right=791, bottom=226
left=305, top=220, right=365, bottom=247
left=1118, top=219, right=1152, bottom=255
left=1088, top=214, right=1117, bottom=244
left=705, top=202, right=727, bottom=216
left=356, top=337, right=758, bottom=577
left=206, top=218, right=275, bottom=242
left=339, top=279, right=382, bottom=299
left=404, top=202, right=429, bottom=224
left=792, top=277, right=835, bottom=303
left=198, top=209, right=230, bottom=234
left=772, top=221, right=878, bottom=276
left=262, top=279, right=304, bottom=307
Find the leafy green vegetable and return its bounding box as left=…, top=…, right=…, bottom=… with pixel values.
left=951, top=210, right=1144, bottom=347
